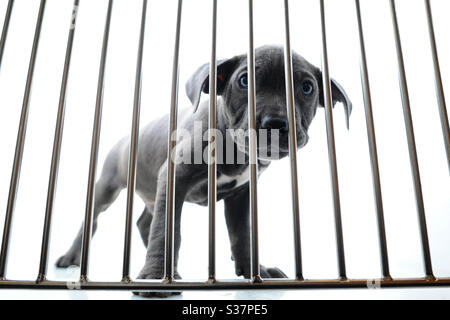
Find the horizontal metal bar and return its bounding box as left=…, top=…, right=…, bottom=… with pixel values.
left=0, top=277, right=449, bottom=291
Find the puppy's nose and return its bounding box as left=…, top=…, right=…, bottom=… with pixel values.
left=261, top=116, right=288, bottom=133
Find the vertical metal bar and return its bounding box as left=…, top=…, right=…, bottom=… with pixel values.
left=37, top=0, right=79, bottom=282
left=208, top=0, right=217, bottom=283
left=282, top=0, right=303, bottom=281
left=0, top=0, right=14, bottom=72
left=389, top=0, right=434, bottom=278
left=164, top=0, right=183, bottom=283
left=424, top=0, right=450, bottom=173
left=247, top=0, right=261, bottom=282
left=0, top=0, right=46, bottom=280
left=319, top=0, right=347, bottom=280
left=354, top=0, right=391, bottom=280
left=79, top=0, right=113, bottom=281
left=122, top=0, right=147, bottom=282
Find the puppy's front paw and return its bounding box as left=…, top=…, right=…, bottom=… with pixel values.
left=260, top=265, right=288, bottom=279
left=55, top=251, right=80, bottom=268
left=133, top=269, right=182, bottom=298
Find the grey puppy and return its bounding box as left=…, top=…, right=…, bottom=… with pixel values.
left=56, top=45, right=351, bottom=297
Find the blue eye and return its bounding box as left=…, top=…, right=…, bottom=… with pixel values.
left=239, top=74, right=248, bottom=88
left=302, top=80, right=313, bottom=96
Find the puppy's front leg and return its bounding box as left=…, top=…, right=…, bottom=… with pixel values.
left=134, top=162, right=194, bottom=297
left=224, top=184, right=288, bottom=279
left=138, top=167, right=186, bottom=278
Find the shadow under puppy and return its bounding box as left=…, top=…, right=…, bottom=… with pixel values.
left=56, top=45, right=352, bottom=297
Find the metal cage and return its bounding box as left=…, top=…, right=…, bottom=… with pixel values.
left=0, top=0, right=449, bottom=292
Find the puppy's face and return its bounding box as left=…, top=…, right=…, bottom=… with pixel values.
left=186, top=45, right=352, bottom=160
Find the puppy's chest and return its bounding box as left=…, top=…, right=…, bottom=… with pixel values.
left=217, top=166, right=250, bottom=190
left=185, top=166, right=265, bottom=205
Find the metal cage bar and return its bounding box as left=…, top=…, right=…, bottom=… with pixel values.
left=79, top=0, right=114, bottom=281
left=0, top=0, right=46, bottom=279
left=0, top=0, right=13, bottom=72
left=389, top=0, right=434, bottom=279
left=282, top=0, right=303, bottom=281
left=354, top=0, right=391, bottom=280
left=247, top=0, right=261, bottom=283
left=37, top=0, right=79, bottom=282
left=122, top=0, right=147, bottom=283
left=207, top=0, right=218, bottom=283
left=0, top=277, right=448, bottom=291
left=164, top=0, right=183, bottom=283
left=424, top=0, right=450, bottom=173
left=319, top=0, right=347, bottom=280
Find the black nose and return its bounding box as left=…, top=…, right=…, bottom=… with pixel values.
left=261, top=116, right=288, bottom=133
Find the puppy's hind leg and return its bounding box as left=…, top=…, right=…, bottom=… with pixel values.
left=56, top=147, right=126, bottom=268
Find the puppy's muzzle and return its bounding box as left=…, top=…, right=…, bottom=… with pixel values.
left=260, top=115, right=289, bottom=134
left=258, top=114, right=309, bottom=152
left=258, top=114, right=290, bottom=154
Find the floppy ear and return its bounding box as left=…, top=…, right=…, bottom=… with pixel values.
left=185, top=56, right=240, bottom=112
left=316, top=72, right=353, bottom=129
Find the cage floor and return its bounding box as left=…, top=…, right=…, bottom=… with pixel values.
left=1, top=287, right=450, bottom=300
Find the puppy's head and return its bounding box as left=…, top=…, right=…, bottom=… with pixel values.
left=186, top=45, right=352, bottom=160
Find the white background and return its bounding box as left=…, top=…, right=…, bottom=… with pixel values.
left=0, top=0, right=449, bottom=298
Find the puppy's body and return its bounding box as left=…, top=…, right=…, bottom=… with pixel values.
left=56, top=46, right=351, bottom=296
left=106, top=98, right=260, bottom=208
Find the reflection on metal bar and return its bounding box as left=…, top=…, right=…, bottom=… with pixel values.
left=389, top=0, right=434, bottom=279
left=282, top=0, right=303, bottom=281
left=208, top=0, right=218, bottom=283
left=0, top=0, right=46, bottom=280
left=37, top=0, right=79, bottom=282
left=122, top=0, right=147, bottom=283
left=164, top=0, right=183, bottom=283
left=0, top=0, right=14, bottom=71
left=0, top=277, right=445, bottom=290
left=424, top=0, right=450, bottom=173
left=79, top=0, right=114, bottom=281
left=319, top=0, right=346, bottom=280
left=247, top=0, right=261, bottom=282
left=354, top=0, right=391, bottom=280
